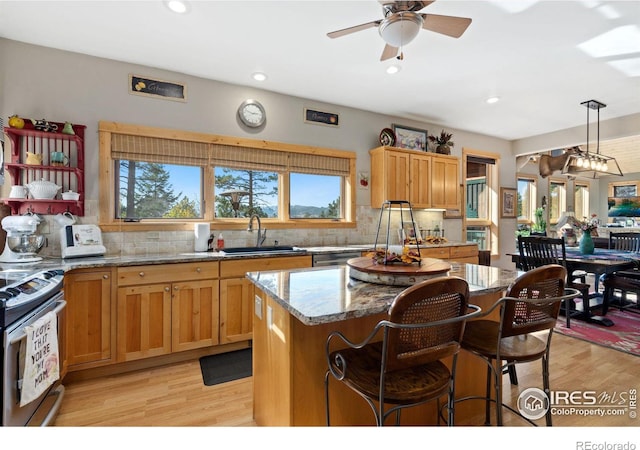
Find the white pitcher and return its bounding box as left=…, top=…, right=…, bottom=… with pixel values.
left=9, top=185, right=28, bottom=199
left=54, top=212, right=77, bottom=227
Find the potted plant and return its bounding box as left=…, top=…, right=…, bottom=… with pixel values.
left=428, top=129, right=454, bottom=154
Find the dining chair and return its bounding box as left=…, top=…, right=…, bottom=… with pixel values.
left=517, top=235, right=590, bottom=328
left=601, top=232, right=640, bottom=314
left=324, top=276, right=480, bottom=426
left=458, top=264, right=580, bottom=426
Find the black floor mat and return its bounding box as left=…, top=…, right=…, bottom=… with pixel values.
left=199, top=348, right=252, bottom=386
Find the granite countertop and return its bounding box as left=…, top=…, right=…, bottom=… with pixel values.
left=0, top=241, right=478, bottom=278
left=247, top=263, right=520, bottom=326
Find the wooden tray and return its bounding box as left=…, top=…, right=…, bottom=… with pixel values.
left=347, top=256, right=451, bottom=286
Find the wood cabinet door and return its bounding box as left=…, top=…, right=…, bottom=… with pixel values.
left=117, top=284, right=172, bottom=362
left=65, top=270, right=114, bottom=368
left=410, top=154, right=431, bottom=208
left=431, top=155, right=460, bottom=209
left=219, top=278, right=254, bottom=343
left=171, top=279, right=220, bottom=352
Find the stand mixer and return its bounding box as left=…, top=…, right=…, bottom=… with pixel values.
left=0, top=215, right=45, bottom=263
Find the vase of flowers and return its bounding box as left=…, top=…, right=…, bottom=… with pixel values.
left=570, top=214, right=599, bottom=255
left=428, top=130, right=454, bottom=154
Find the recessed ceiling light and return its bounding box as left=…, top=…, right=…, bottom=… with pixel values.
left=386, top=65, right=401, bottom=74
left=165, top=1, right=188, bottom=14
left=486, top=96, right=500, bottom=104
left=252, top=72, right=267, bottom=81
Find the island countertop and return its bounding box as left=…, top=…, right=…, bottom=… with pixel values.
left=247, top=262, right=521, bottom=326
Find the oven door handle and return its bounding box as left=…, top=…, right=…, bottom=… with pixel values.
left=9, top=300, right=67, bottom=346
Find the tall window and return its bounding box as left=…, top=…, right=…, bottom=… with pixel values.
left=517, top=176, right=537, bottom=224
left=549, top=178, right=567, bottom=224
left=574, top=181, right=590, bottom=221
left=464, top=151, right=499, bottom=253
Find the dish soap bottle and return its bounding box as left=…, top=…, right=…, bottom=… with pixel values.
left=216, top=233, right=224, bottom=251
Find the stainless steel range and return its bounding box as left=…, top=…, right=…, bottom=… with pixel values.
left=1, top=269, right=65, bottom=426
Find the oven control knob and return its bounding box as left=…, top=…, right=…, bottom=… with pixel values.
left=43, top=272, right=53, bottom=279
left=6, top=288, right=20, bottom=296
left=0, top=292, right=12, bottom=300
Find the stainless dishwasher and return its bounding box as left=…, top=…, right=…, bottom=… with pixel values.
left=312, top=251, right=363, bottom=267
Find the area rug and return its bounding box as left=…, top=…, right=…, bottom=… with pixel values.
left=554, top=310, right=640, bottom=357
left=199, top=348, right=252, bottom=386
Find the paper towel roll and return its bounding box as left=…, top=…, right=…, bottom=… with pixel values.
left=194, top=222, right=210, bottom=252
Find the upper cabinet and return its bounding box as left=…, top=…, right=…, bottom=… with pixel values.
left=369, top=146, right=460, bottom=210
left=3, top=120, right=86, bottom=216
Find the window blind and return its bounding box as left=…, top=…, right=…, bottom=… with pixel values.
left=111, top=134, right=208, bottom=166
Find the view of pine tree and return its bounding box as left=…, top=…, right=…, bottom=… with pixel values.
left=215, top=168, right=278, bottom=218
left=165, top=196, right=200, bottom=218
left=324, top=197, right=340, bottom=218
left=120, top=162, right=182, bottom=218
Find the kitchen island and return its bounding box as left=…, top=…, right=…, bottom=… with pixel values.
left=247, top=262, right=521, bottom=426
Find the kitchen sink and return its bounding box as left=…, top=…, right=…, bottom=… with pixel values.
left=219, top=246, right=307, bottom=257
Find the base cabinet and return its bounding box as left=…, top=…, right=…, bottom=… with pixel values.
left=219, top=255, right=312, bottom=344
left=64, top=269, right=115, bottom=370
left=116, top=262, right=219, bottom=362
left=419, top=244, right=479, bottom=264
left=117, top=283, right=172, bottom=362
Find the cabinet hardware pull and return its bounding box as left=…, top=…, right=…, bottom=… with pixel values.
left=165, top=287, right=170, bottom=292
left=103, top=275, right=109, bottom=279
left=196, top=267, right=201, bottom=272
left=139, top=272, right=145, bottom=277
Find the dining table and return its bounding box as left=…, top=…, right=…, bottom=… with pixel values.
left=509, top=247, right=640, bottom=326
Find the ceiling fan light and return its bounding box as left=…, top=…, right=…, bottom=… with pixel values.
left=379, top=12, right=423, bottom=47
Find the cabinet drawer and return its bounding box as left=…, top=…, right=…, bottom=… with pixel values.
left=220, top=255, right=312, bottom=278
left=450, top=245, right=479, bottom=258
left=420, top=247, right=450, bottom=259
left=117, top=262, right=219, bottom=286
left=451, top=256, right=479, bottom=264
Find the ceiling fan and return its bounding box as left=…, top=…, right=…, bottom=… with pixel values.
left=327, top=1, right=472, bottom=61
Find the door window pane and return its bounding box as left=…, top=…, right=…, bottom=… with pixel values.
left=517, top=177, right=536, bottom=222
left=574, top=183, right=590, bottom=221
left=549, top=180, right=567, bottom=223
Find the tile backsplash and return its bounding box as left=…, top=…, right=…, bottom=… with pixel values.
left=36, top=205, right=446, bottom=258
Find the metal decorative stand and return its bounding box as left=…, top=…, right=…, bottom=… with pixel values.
left=373, top=200, right=421, bottom=265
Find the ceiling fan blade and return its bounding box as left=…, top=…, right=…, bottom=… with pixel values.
left=327, top=20, right=381, bottom=39
left=380, top=44, right=399, bottom=61
left=421, top=13, right=472, bottom=38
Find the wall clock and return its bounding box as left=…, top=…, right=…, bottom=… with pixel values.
left=238, top=99, right=266, bottom=128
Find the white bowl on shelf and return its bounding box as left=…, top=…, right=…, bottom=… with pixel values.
left=62, top=191, right=80, bottom=201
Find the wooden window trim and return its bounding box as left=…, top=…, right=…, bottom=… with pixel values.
left=98, top=121, right=357, bottom=232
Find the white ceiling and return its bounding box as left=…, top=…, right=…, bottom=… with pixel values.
left=1, top=0, right=639, bottom=144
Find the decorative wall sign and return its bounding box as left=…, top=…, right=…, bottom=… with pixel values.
left=304, top=108, right=339, bottom=127
left=129, top=74, right=187, bottom=102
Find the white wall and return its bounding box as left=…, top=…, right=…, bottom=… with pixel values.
left=0, top=37, right=595, bottom=268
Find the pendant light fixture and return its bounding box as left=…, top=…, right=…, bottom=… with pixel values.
left=563, top=99, right=623, bottom=177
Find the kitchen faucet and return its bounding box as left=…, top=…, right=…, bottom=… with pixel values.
left=247, top=214, right=267, bottom=247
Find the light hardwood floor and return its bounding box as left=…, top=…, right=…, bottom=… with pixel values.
left=53, top=332, right=638, bottom=427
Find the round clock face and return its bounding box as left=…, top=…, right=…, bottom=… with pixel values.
left=238, top=100, right=265, bottom=127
